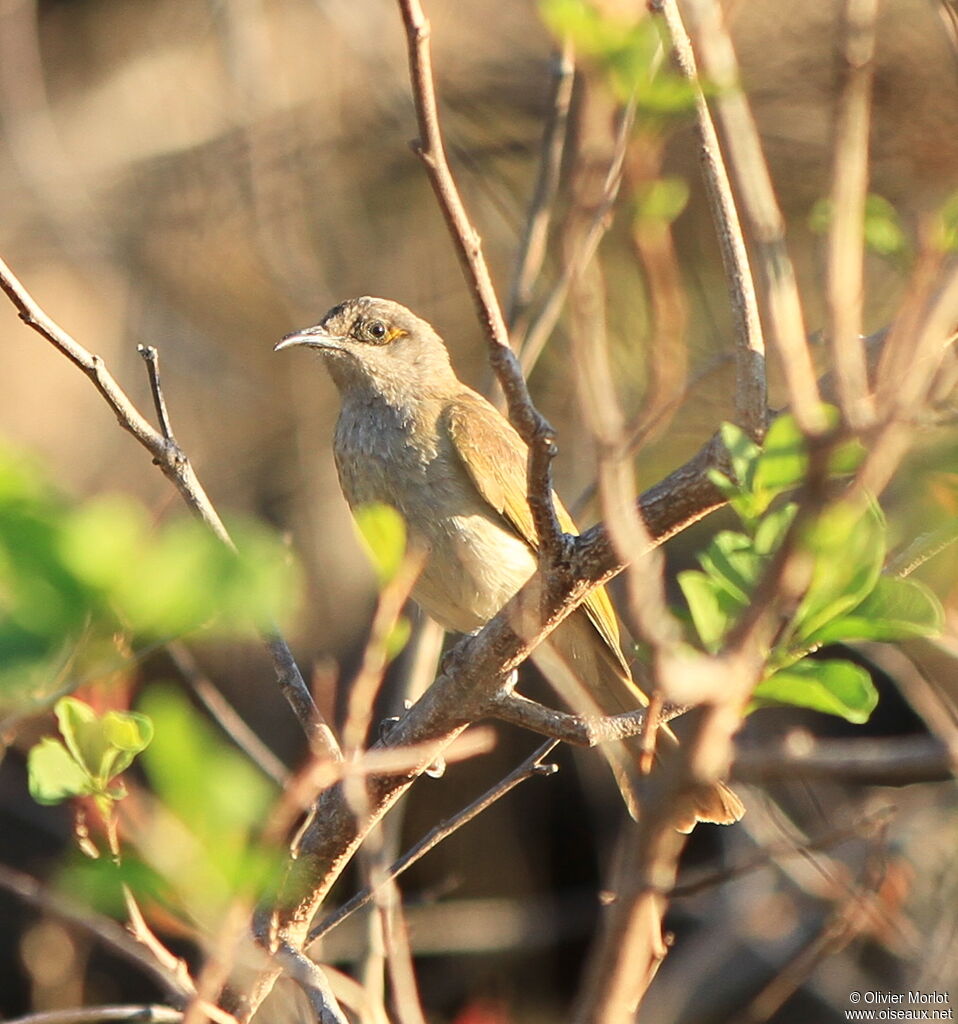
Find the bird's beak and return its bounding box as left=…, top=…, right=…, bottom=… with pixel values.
left=274, top=325, right=345, bottom=353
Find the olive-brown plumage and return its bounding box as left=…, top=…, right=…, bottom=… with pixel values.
left=277, top=296, right=743, bottom=829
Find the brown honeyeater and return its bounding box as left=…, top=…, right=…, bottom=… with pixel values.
left=276, top=296, right=744, bottom=831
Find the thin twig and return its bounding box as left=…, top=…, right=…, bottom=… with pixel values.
left=342, top=549, right=427, bottom=758
left=0, top=863, right=190, bottom=1002
left=266, top=730, right=497, bottom=850
left=826, top=0, right=880, bottom=427
left=680, top=0, right=824, bottom=436
left=138, top=345, right=177, bottom=443
left=490, top=691, right=666, bottom=746
left=274, top=944, right=349, bottom=1024
left=654, top=0, right=767, bottom=440
left=309, top=741, right=560, bottom=944
left=168, top=642, right=289, bottom=787
left=732, top=733, right=956, bottom=785
left=671, top=805, right=894, bottom=897
left=0, top=254, right=337, bottom=758
left=394, top=0, right=565, bottom=557
left=516, top=102, right=636, bottom=378
left=337, top=550, right=431, bottom=1024
left=739, top=819, right=892, bottom=1024
left=507, top=40, right=575, bottom=328
left=2, top=1008, right=183, bottom=1024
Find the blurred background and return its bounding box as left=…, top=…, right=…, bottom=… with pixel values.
left=1, top=0, right=957, bottom=1020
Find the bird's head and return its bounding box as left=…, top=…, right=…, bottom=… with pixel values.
left=275, top=297, right=457, bottom=402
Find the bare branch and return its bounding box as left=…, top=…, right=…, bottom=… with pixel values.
left=571, top=810, right=684, bottom=1022
left=733, top=732, right=956, bottom=785
left=654, top=0, right=767, bottom=440
left=671, top=805, right=894, bottom=897
left=680, top=0, right=824, bottom=435
left=826, top=0, right=880, bottom=427
left=742, top=820, right=892, bottom=1022
left=516, top=102, right=635, bottom=377
left=394, top=0, right=565, bottom=557
left=0, top=864, right=190, bottom=1003
left=274, top=944, right=349, bottom=1024
left=138, top=344, right=177, bottom=443
left=0, top=254, right=338, bottom=759
left=342, top=548, right=426, bottom=757
left=168, top=642, right=289, bottom=788
left=490, top=691, right=694, bottom=746
left=308, top=741, right=559, bottom=945
left=507, top=41, right=575, bottom=328
left=2, top=1008, right=184, bottom=1024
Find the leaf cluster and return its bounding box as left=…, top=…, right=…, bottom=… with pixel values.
left=678, top=415, right=943, bottom=722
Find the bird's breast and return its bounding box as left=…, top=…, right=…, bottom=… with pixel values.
left=333, top=400, right=536, bottom=634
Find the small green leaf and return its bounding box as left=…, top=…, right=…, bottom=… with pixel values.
left=353, top=503, right=408, bottom=585
left=806, top=575, right=944, bottom=645
left=751, top=413, right=810, bottom=512
left=719, top=422, right=760, bottom=494
left=753, top=502, right=798, bottom=556
left=99, top=710, right=154, bottom=778
left=54, top=697, right=153, bottom=787
left=28, top=737, right=93, bottom=804
left=698, top=531, right=763, bottom=604
left=752, top=658, right=878, bottom=723
left=794, top=500, right=885, bottom=642
left=678, top=570, right=740, bottom=651
left=863, top=194, right=908, bottom=259
left=55, top=697, right=102, bottom=779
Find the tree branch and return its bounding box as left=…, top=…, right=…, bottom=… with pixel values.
left=308, top=740, right=559, bottom=945
left=0, top=253, right=339, bottom=758
left=680, top=0, right=824, bottom=436
left=654, top=0, right=767, bottom=440
left=394, top=0, right=565, bottom=559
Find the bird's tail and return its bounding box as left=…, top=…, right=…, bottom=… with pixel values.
left=532, top=610, right=745, bottom=831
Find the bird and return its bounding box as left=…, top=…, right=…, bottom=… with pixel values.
left=276, top=296, right=744, bottom=830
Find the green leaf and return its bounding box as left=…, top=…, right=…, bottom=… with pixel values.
left=54, top=697, right=153, bottom=787
left=28, top=737, right=94, bottom=804
left=58, top=496, right=147, bottom=592
left=540, top=0, right=695, bottom=111
left=698, top=531, right=764, bottom=604
left=751, top=413, right=810, bottom=512
left=138, top=685, right=280, bottom=924
left=863, top=194, right=908, bottom=258
left=719, top=422, right=760, bottom=494
left=115, top=518, right=300, bottom=637
left=753, top=502, right=798, bottom=556
left=678, top=570, right=740, bottom=652
left=140, top=686, right=275, bottom=839
left=794, top=500, right=886, bottom=643
left=806, top=575, right=944, bottom=645
left=752, top=658, right=878, bottom=723
left=353, top=503, right=407, bottom=586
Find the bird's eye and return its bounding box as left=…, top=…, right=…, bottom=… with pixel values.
left=367, top=320, right=388, bottom=341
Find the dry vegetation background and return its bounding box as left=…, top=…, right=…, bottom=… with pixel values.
left=1, top=0, right=958, bottom=1021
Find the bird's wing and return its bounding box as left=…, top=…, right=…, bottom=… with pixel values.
left=446, top=389, right=630, bottom=676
